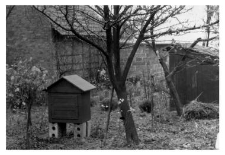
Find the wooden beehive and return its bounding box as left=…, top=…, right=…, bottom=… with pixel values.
left=46, top=75, right=95, bottom=124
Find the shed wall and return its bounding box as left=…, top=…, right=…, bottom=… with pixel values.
left=170, top=54, right=219, bottom=105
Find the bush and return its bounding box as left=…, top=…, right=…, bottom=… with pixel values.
left=100, top=98, right=118, bottom=111
left=90, top=98, right=98, bottom=107
left=139, top=100, right=154, bottom=113
left=92, top=68, right=112, bottom=90
left=183, top=100, right=219, bottom=120
left=90, top=126, right=104, bottom=139
left=6, top=58, right=50, bottom=110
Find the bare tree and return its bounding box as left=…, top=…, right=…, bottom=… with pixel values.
left=204, top=5, right=219, bottom=47
left=33, top=5, right=219, bottom=144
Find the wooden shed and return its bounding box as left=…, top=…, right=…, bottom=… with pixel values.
left=46, top=75, right=95, bottom=124
left=168, top=44, right=219, bottom=106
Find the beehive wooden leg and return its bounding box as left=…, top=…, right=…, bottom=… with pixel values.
left=49, top=123, right=60, bottom=138
left=86, top=120, right=91, bottom=137
left=74, top=122, right=86, bottom=139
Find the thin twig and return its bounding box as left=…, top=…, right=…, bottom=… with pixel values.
left=103, top=87, right=114, bottom=146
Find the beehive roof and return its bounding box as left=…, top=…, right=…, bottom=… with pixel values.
left=63, top=75, right=96, bottom=91
left=47, top=75, right=96, bottom=92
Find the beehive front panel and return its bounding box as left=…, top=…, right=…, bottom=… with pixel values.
left=49, top=94, right=80, bottom=122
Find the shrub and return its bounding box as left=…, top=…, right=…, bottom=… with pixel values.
left=90, top=126, right=104, bottom=139
left=90, top=98, right=98, bottom=107
left=183, top=100, right=219, bottom=120
left=139, top=100, right=154, bottom=113
left=6, top=58, right=50, bottom=110
left=100, top=98, right=118, bottom=111
left=6, top=57, right=53, bottom=148
left=92, top=68, right=111, bottom=90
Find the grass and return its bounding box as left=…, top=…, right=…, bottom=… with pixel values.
left=6, top=101, right=219, bottom=150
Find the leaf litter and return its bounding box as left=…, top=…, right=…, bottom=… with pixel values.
left=6, top=103, right=219, bottom=150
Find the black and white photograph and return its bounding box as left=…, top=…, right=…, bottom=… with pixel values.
left=5, top=2, right=220, bottom=150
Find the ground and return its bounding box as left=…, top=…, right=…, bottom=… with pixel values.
left=6, top=102, right=219, bottom=150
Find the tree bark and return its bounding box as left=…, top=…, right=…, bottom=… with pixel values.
left=159, top=58, right=183, bottom=116
left=26, top=91, right=34, bottom=149
left=26, top=100, right=32, bottom=149
left=6, top=6, right=15, bottom=19
left=145, top=39, right=183, bottom=116
left=116, top=85, right=139, bottom=145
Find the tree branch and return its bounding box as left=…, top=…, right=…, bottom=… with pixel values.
left=103, top=5, right=118, bottom=89
left=6, top=5, right=15, bottom=19
left=122, top=8, right=159, bottom=83
left=144, top=20, right=219, bottom=40
left=33, top=6, right=108, bottom=58
left=113, top=5, right=122, bottom=81
left=168, top=45, right=219, bottom=65
left=190, top=36, right=218, bottom=48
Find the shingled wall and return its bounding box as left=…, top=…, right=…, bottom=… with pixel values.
left=52, top=33, right=103, bottom=79
left=6, top=6, right=55, bottom=73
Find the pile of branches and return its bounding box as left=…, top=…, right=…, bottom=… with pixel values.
left=183, top=100, right=219, bottom=120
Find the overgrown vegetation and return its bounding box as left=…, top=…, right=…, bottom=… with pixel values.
left=6, top=58, right=53, bottom=149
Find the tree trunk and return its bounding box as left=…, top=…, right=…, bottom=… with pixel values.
left=159, top=59, right=183, bottom=116
left=116, top=86, right=139, bottom=145
left=145, top=40, right=183, bottom=116
left=26, top=101, right=32, bottom=149
left=206, top=28, right=210, bottom=47
left=26, top=92, right=33, bottom=149
left=150, top=75, right=155, bottom=130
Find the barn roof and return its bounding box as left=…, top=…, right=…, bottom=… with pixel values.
left=47, top=75, right=96, bottom=92
left=179, top=43, right=219, bottom=57
left=166, top=43, right=219, bottom=66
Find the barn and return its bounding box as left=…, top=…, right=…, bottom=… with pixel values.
left=167, top=44, right=219, bottom=106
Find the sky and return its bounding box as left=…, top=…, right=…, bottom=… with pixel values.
left=157, top=5, right=218, bottom=47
